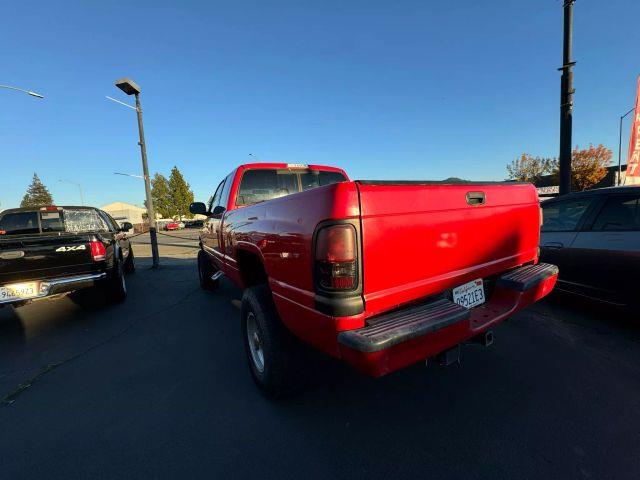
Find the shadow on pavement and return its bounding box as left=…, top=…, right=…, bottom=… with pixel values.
left=1, top=257, right=639, bottom=479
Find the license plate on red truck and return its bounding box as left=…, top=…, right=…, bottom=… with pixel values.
left=453, top=278, right=485, bottom=309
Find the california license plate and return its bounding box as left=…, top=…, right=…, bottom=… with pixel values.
left=0, top=282, right=39, bottom=302
left=453, top=278, right=485, bottom=309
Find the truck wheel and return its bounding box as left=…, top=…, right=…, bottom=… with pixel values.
left=124, top=248, right=136, bottom=274
left=105, top=257, right=127, bottom=304
left=197, top=250, right=219, bottom=291
left=241, top=285, right=300, bottom=398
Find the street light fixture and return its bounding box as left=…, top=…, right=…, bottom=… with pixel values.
left=109, top=77, right=160, bottom=268
left=0, top=84, right=45, bottom=99
left=58, top=179, right=85, bottom=206
left=114, top=172, right=146, bottom=180
left=618, top=106, right=636, bottom=186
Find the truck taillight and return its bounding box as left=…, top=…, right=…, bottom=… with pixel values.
left=90, top=240, right=106, bottom=262
left=315, top=224, right=357, bottom=291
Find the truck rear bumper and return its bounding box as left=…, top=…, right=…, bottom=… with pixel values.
left=0, top=272, right=107, bottom=306
left=337, top=263, right=558, bottom=377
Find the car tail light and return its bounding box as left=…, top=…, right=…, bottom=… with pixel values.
left=315, top=224, right=357, bottom=291
left=90, top=240, right=106, bottom=262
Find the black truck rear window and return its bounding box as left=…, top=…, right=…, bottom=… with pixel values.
left=40, top=211, right=65, bottom=233
left=0, top=209, right=110, bottom=236
left=0, top=212, right=40, bottom=235
left=63, top=209, right=109, bottom=233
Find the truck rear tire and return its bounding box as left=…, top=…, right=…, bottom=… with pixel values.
left=105, top=257, right=127, bottom=304
left=241, top=285, right=300, bottom=398
left=198, top=249, right=219, bottom=291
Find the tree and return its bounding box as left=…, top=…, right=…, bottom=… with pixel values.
left=506, top=154, right=557, bottom=183
left=20, top=173, right=54, bottom=207
left=561, top=144, right=612, bottom=191
left=150, top=173, right=172, bottom=218
left=168, top=166, right=194, bottom=219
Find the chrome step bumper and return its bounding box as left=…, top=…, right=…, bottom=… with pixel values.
left=0, top=272, right=107, bottom=305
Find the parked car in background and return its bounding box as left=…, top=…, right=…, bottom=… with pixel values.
left=164, top=222, right=180, bottom=231
left=540, top=186, right=640, bottom=307
left=191, top=162, right=557, bottom=396
left=178, top=222, right=185, bottom=229
left=0, top=206, right=135, bottom=307
left=185, top=220, right=204, bottom=228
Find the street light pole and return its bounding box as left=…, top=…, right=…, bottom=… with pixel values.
left=59, top=179, right=85, bottom=205
left=558, top=0, right=576, bottom=196
left=618, top=106, right=636, bottom=186
left=133, top=92, right=160, bottom=268
left=113, top=78, right=160, bottom=268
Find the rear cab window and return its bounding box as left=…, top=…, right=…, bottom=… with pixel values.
left=40, top=211, right=64, bottom=233
left=63, top=209, right=110, bottom=233
left=300, top=171, right=348, bottom=191
left=0, top=208, right=110, bottom=236
left=0, top=212, right=40, bottom=235
left=236, top=168, right=347, bottom=206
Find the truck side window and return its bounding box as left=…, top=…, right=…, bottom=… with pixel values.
left=219, top=172, right=234, bottom=210
left=98, top=211, right=118, bottom=232
left=541, top=198, right=592, bottom=232
left=209, top=179, right=225, bottom=212
left=592, top=195, right=640, bottom=231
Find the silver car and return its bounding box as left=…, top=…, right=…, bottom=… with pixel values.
left=539, top=186, right=640, bottom=307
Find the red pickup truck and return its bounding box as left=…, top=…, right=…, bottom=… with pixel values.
left=190, top=163, right=558, bottom=396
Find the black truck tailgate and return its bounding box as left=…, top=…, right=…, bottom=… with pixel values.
left=0, top=234, right=95, bottom=284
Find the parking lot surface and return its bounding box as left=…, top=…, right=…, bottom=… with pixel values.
left=1, top=235, right=639, bottom=479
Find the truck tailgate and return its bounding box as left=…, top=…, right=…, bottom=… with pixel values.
left=356, top=181, right=541, bottom=316
left=0, top=234, right=95, bottom=284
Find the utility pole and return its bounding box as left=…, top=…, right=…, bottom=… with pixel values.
left=113, top=78, right=160, bottom=268
left=558, top=0, right=576, bottom=196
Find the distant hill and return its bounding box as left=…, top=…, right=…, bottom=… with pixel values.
left=441, top=177, right=469, bottom=183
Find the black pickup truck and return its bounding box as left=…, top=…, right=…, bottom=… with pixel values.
left=0, top=206, right=135, bottom=308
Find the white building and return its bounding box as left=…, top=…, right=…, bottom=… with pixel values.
left=101, top=202, right=147, bottom=226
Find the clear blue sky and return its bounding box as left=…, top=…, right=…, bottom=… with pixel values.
left=1, top=0, right=639, bottom=209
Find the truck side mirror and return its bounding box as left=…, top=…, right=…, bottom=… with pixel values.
left=190, top=202, right=207, bottom=215
left=120, top=222, right=133, bottom=232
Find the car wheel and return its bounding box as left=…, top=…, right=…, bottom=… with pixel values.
left=197, top=249, right=219, bottom=291
left=241, top=284, right=302, bottom=398
left=105, top=256, right=127, bottom=303
left=124, top=248, right=136, bottom=274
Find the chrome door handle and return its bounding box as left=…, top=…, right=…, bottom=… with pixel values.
left=542, top=242, right=564, bottom=249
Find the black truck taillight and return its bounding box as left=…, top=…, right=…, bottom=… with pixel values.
left=90, top=239, right=106, bottom=261
left=315, top=224, right=357, bottom=291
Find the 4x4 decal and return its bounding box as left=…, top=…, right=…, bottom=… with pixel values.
left=55, top=245, right=87, bottom=252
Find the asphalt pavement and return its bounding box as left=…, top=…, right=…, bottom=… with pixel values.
left=1, top=236, right=639, bottom=479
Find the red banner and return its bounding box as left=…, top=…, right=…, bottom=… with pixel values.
left=627, top=77, right=640, bottom=177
